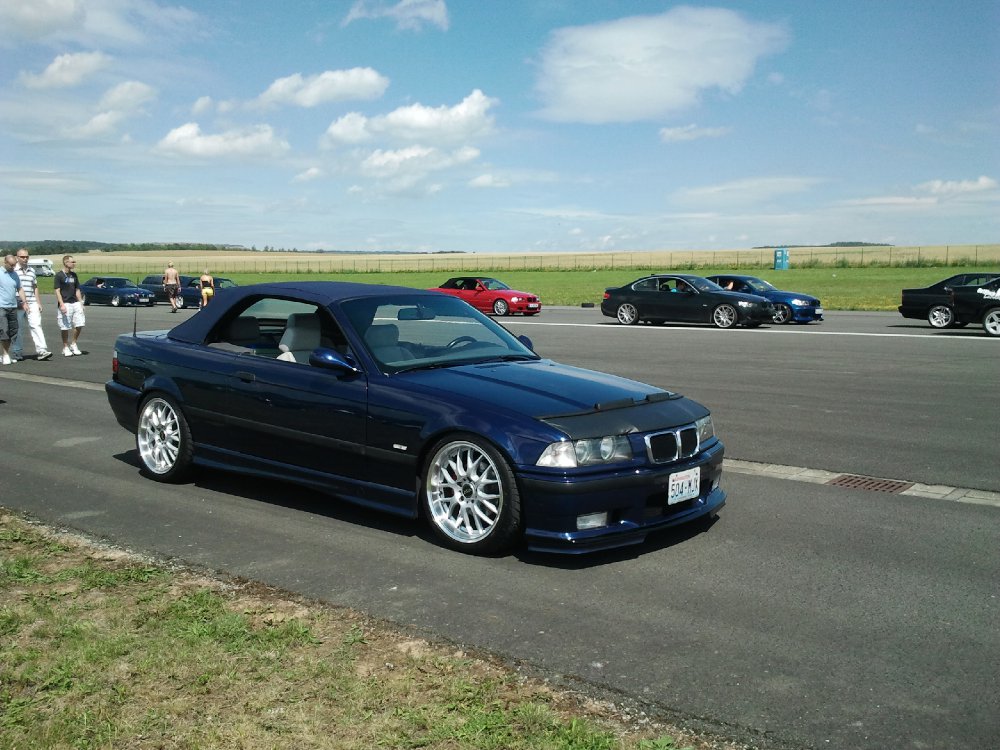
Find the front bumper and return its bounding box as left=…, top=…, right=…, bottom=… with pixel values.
left=519, top=440, right=725, bottom=553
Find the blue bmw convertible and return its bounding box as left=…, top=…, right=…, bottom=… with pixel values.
left=106, top=282, right=726, bottom=555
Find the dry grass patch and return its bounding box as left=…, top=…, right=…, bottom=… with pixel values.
left=1, top=513, right=747, bottom=750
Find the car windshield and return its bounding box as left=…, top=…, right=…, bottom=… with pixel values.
left=108, top=279, right=129, bottom=288
left=480, top=278, right=510, bottom=291
left=342, top=294, right=538, bottom=373
left=742, top=277, right=777, bottom=292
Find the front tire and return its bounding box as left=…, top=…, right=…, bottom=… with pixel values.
left=712, top=304, right=738, bottom=329
left=136, top=394, right=193, bottom=482
left=927, top=305, right=954, bottom=329
left=616, top=303, right=638, bottom=325
left=492, top=299, right=509, bottom=316
left=772, top=303, right=793, bottom=324
left=983, top=307, right=1000, bottom=337
left=422, top=435, right=521, bottom=555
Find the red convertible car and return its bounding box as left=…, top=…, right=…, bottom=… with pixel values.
left=429, top=277, right=541, bottom=316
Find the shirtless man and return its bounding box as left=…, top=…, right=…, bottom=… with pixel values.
left=163, top=261, right=180, bottom=312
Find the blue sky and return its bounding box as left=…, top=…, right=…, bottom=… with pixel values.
left=2, top=0, right=998, bottom=253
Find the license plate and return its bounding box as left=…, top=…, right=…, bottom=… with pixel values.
left=815, top=307, right=824, bottom=315
left=527, top=303, right=539, bottom=309
left=668, top=467, right=700, bottom=504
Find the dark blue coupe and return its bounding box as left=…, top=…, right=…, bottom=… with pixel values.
left=106, top=282, right=725, bottom=555
left=81, top=277, right=155, bottom=307
left=706, top=274, right=823, bottom=324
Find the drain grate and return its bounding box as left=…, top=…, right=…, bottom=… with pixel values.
left=826, top=474, right=914, bottom=493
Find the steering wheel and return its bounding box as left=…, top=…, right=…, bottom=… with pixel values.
left=445, top=335, right=478, bottom=349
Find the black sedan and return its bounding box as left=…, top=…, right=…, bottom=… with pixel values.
left=601, top=274, right=774, bottom=328
left=106, top=282, right=725, bottom=555
left=898, top=272, right=1000, bottom=328
left=81, top=277, right=155, bottom=307
left=949, top=277, right=1000, bottom=336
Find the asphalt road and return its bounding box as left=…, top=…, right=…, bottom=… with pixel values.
left=2, top=299, right=998, bottom=750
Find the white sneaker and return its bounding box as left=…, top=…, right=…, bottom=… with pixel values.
left=70, top=344, right=82, bottom=355
left=38, top=350, right=53, bottom=361
left=63, top=347, right=73, bottom=357
left=1, top=354, right=11, bottom=365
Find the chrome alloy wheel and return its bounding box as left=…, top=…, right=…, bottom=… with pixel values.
left=713, top=304, right=738, bottom=329
left=617, top=302, right=638, bottom=325
left=983, top=308, right=1000, bottom=337
left=137, top=397, right=182, bottom=475
left=492, top=298, right=509, bottom=316
left=425, top=440, right=504, bottom=545
left=772, top=303, right=793, bottom=324
left=927, top=305, right=954, bottom=328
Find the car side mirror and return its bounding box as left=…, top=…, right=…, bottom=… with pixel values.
left=309, top=348, right=361, bottom=375
left=517, top=334, right=534, bottom=351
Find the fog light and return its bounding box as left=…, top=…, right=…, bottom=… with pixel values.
left=576, top=512, right=608, bottom=530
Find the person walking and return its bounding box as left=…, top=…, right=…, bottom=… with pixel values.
left=12, top=248, right=52, bottom=361
left=199, top=268, right=215, bottom=308
left=1, top=254, right=28, bottom=365
left=163, top=261, right=181, bottom=313
left=54, top=255, right=86, bottom=356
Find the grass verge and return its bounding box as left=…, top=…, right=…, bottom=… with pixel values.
left=1, top=512, right=741, bottom=750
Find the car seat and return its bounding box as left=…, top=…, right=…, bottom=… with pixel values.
left=364, top=323, right=415, bottom=363
left=277, top=313, right=322, bottom=363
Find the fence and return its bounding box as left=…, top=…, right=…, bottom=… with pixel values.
left=67, top=244, right=1000, bottom=275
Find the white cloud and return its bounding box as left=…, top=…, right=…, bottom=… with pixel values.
left=255, top=68, right=389, bottom=109
left=192, top=95, right=213, bottom=115
left=99, top=79, right=155, bottom=110
left=342, top=0, right=449, bottom=31
left=72, top=109, right=127, bottom=138
left=19, top=50, right=111, bottom=88
left=323, top=89, right=496, bottom=147
left=469, top=174, right=509, bottom=188
left=841, top=196, right=937, bottom=207
left=659, top=124, right=731, bottom=142
left=1, top=0, right=199, bottom=48
left=0, top=0, right=84, bottom=41
left=156, top=123, right=291, bottom=158
left=674, top=177, right=822, bottom=206
left=293, top=167, right=323, bottom=183
left=916, top=176, right=997, bottom=196
left=536, top=6, right=788, bottom=123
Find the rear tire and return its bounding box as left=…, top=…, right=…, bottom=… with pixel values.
left=616, top=303, right=638, bottom=325
left=927, top=305, right=954, bottom=329
left=136, top=394, right=194, bottom=482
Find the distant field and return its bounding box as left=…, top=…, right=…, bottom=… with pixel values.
left=51, top=245, right=1000, bottom=310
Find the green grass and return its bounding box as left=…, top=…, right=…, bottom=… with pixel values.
left=203, top=266, right=993, bottom=311
left=1, top=513, right=713, bottom=750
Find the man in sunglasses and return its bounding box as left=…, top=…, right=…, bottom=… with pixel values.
left=12, top=248, right=52, bottom=361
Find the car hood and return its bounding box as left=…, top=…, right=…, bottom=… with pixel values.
left=402, top=359, right=708, bottom=435
left=760, top=289, right=819, bottom=304
left=718, top=291, right=772, bottom=304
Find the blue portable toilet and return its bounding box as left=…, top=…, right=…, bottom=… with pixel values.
left=773, top=247, right=790, bottom=270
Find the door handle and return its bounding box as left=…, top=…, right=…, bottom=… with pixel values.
left=235, top=371, right=255, bottom=383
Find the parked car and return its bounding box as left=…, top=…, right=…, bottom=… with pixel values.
left=80, top=277, right=155, bottom=307
left=898, top=272, right=1000, bottom=328
left=106, top=282, right=725, bottom=555
left=138, top=274, right=237, bottom=308
left=948, top=277, right=1000, bottom=337
left=428, top=276, right=541, bottom=316
left=601, top=274, right=774, bottom=328
left=706, top=274, right=823, bottom=324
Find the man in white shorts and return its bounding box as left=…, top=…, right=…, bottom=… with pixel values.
left=54, top=255, right=86, bottom=356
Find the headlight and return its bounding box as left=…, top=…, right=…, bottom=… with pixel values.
left=510, top=296, right=521, bottom=303
left=789, top=298, right=807, bottom=306
left=695, top=415, right=715, bottom=444
left=537, top=435, right=632, bottom=467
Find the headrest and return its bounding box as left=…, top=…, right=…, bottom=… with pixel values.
left=279, top=313, right=321, bottom=352
left=365, top=323, right=399, bottom=348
